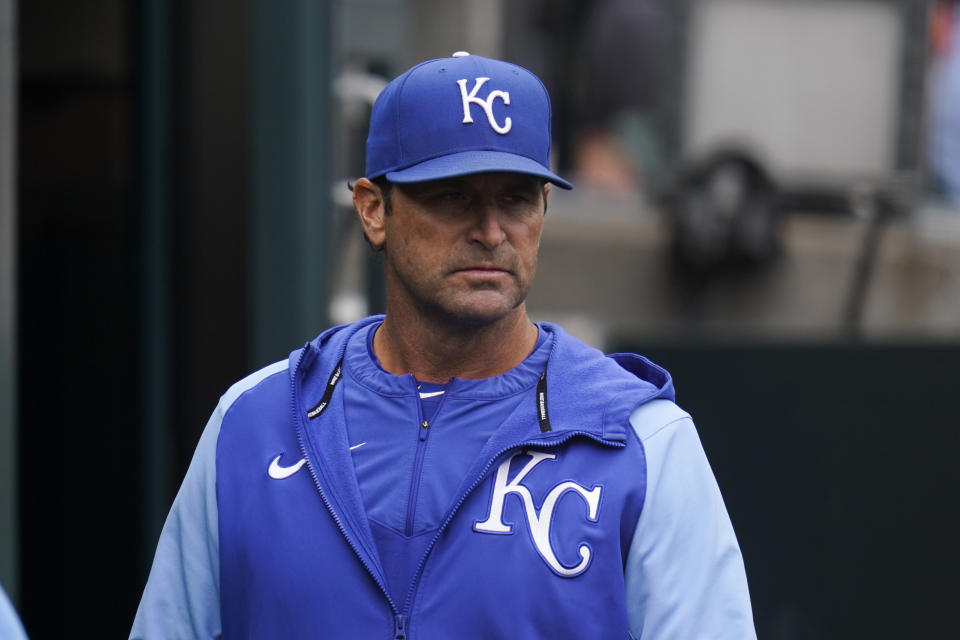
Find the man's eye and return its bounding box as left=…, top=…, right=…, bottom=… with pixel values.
left=503, top=193, right=534, bottom=206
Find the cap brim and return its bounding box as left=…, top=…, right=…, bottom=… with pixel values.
left=383, top=150, right=573, bottom=189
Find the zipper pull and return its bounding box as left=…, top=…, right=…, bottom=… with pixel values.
left=419, top=419, right=429, bottom=441
left=394, top=614, right=407, bottom=639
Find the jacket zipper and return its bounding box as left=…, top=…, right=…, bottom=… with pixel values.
left=405, top=418, right=431, bottom=536
left=394, top=613, right=407, bottom=639
left=405, top=380, right=448, bottom=536
left=290, top=345, right=401, bottom=619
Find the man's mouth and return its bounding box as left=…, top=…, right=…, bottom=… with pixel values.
left=455, top=265, right=510, bottom=275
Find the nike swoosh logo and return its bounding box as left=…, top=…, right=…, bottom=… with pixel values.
left=268, top=444, right=367, bottom=479
left=419, top=390, right=445, bottom=399
left=268, top=456, right=306, bottom=480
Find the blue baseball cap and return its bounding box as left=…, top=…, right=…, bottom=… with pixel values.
left=365, top=52, right=572, bottom=189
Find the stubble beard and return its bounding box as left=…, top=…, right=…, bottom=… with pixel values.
left=387, top=252, right=534, bottom=332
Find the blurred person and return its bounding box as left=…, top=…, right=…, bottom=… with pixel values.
left=574, top=0, right=667, bottom=193
left=527, top=0, right=667, bottom=194
left=131, top=53, right=754, bottom=639
left=0, top=583, right=28, bottom=640
left=930, top=0, right=960, bottom=207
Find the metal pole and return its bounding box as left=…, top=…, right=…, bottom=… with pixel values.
left=251, top=0, right=334, bottom=364
left=0, top=0, right=18, bottom=604
left=136, top=0, right=174, bottom=573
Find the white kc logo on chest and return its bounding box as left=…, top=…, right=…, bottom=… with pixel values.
left=474, top=450, right=602, bottom=577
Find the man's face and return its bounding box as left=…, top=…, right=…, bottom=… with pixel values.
left=379, top=172, right=548, bottom=328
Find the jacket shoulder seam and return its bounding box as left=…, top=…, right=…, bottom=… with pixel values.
left=627, top=400, right=691, bottom=446
left=219, top=359, right=289, bottom=416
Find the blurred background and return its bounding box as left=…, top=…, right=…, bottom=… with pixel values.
left=2, top=0, right=959, bottom=637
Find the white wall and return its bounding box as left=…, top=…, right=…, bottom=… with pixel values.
left=684, top=0, right=903, bottom=178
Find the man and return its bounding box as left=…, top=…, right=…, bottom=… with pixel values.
left=132, top=52, right=755, bottom=639
left=931, top=0, right=960, bottom=207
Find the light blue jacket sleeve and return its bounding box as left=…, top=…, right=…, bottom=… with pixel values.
left=625, top=399, right=756, bottom=640
left=130, top=360, right=288, bottom=639
left=0, top=582, right=28, bottom=640
left=130, top=405, right=223, bottom=640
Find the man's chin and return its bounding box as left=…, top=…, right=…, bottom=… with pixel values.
left=432, top=293, right=527, bottom=329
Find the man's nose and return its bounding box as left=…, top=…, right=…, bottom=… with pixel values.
left=468, top=203, right=507, bottom=249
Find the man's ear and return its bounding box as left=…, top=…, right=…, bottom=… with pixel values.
left=542, top=182, right=550, bottom=215
left=353, top=178, right=387, bottom=250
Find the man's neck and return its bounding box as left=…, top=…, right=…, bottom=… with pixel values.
left=373, top=309, right=539, bottom=383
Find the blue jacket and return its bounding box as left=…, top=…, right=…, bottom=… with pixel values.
left=132, top=317, right=756, bottom=639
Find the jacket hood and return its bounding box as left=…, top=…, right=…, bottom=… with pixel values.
left=291, top=316, right=675, bottom=444
left=538, top=322, right=674, bottom=443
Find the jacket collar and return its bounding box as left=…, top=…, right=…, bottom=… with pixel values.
left=342, top=316, right=552, bottom=400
